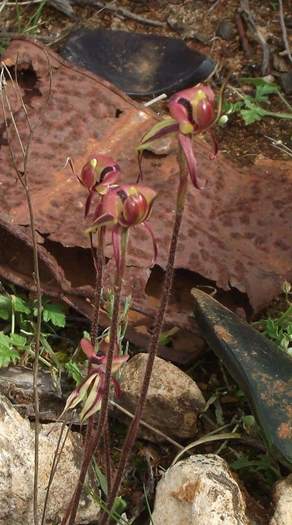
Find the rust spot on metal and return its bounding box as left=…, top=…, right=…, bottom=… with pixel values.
left=214, top=324, right=235, bottom=344
left=277, top=422, right=292, bottom=440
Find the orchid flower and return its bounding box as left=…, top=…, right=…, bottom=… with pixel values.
left=137, top=84, right=217, bottom=190
left=61, top=338, right=127, bottom=422
left=87, top=184, right=158, bottom=270
left=78, top=155, right=121, bottom=216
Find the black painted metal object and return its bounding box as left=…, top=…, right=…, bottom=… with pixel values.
left=60, top=28, right=215, bottom=97
left=192, top=288, right=292, bottom=469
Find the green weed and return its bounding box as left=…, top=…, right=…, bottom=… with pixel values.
left=0, top=283, right=66, bottom=369
left=255, top=282, right=292, bottom=356
left=220, top=77, right=292, bottom=126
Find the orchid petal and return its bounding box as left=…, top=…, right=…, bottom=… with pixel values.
left=80, top=375, right=102, bottom=422
left=111, top=376, right=122, bottom=398
left=137, top=118, right=178, bottom=153
left=80, top=338, right=96, bottom=360
left=58, top=390, right=82, bottom=419
left=141, top=221, right=158, bottom=266
left=178, top=133, right=205, bottom=190
left=84, top=191, right=94, bottom=217
left=85, top=213, right=115, bottom=234
left=111, top=354, right=128, bottom=373
left=59, top=372, right=98, bottom=418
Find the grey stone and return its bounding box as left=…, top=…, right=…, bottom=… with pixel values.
left=151, top=454, right=250, bottom=525
left=0, top=394, right=98, bottom=524
left=280, top=71, right=292, bottom=95
left=119, top=354, right=205, bottom=441
left=270, top=474, right=292, bottom=525
left=216, top=20, right=235, bottom=41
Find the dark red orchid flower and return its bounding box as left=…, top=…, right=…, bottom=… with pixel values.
left=137, top=84, right=217, bottom=190
left=78, top=155, right=121, bottom=216
left=87, top=184, right=158, bottom=270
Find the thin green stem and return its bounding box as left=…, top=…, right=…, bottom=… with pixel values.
left=262, top=109, right=292, bottom=120
left=62, top=229, right=128, bottom=525
left=100, top=147, right=188, bottom=525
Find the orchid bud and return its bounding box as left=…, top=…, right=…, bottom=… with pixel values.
left=168, top=84, right=215, bottom=135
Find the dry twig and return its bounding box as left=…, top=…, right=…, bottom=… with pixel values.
left=278, top=0, right=292, bottom=63
left=0, top=53, right=52, bottom=525
left=74, top=0, right=165, bottom=27
left=239, top=0, right=270, bottom=75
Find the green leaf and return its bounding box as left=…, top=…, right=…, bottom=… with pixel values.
left=0, top=295, right=12, bottom=320
left=0, top=333, right=20, bottom=367
left=65, top=361, right=82, bottom=385
left=222, top=100, right=244, bottom=115
left=42, top=303, right=66, bottom=327
left=13, top=295, right=31, bottom=315
left=256, top=83, right=279, bottom=103
left=240, top=107, right=266, bottom=125
left=0, top=332, right=11, bottom=348
left=111, top=496, right=127, bottom=518
left=92, top=461, right=108, bottom=495
left=10, top=333, right=27, bottom=348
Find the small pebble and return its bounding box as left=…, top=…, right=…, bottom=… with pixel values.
left=280, top=71, right=292, bottom=94
left=216, top=20, right=235, bottom=41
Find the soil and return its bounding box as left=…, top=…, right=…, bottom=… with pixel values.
left=1, top=1, right=292, bottom=523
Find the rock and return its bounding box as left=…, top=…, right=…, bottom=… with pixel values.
left=152, top=454, right=250, bottom=525
left=216, top=20, right=235, bottom=41
left=119, top=354, right=205, bottom=441
left=280, top=71, right=292, bottom=95
left=0, top=394, right=98, bottom=524
left=0, top=366, right=66, bottom=422
left=270, top=474, right=292, bottom=525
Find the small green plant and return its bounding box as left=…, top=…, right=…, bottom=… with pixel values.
left=0, top=284, right=66, bottom=369
left=0, top=0, right=47, bottom=52
left=220, top=77, right=292, bottom=126
left=255, top=282, right=292, bottom=356
left=230, top=453, right=281, bottom=489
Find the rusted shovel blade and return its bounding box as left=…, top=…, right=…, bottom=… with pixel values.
left=60, top=28, right=215, bottom=97
left=192, top=288, right=292, bottom=469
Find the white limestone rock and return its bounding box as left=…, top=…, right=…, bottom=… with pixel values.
left=151, top=454, right=250, bottom=525
left=0, top=394, right=98, bottom=524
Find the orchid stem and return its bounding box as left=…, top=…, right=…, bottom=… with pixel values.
left=100, top=145, right=188, bottom=524
left=62, top=229, right=128, bottom=525
left=90, top=227, right=105, bottom=347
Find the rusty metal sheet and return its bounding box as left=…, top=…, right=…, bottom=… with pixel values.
left=0, top=38, right=292, bottom=340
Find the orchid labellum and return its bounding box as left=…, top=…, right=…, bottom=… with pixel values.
left=61, top=338, right=127, bottom=422
left=138, top=84, right=217, bottom=190
left=87, top=184, right=158, bottom=270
